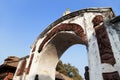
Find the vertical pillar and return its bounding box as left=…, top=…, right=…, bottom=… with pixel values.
left=25, top=53, right=34, bottom=74
left=84, top=13, right=103, bottom=80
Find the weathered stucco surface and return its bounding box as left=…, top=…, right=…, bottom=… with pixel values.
left=13, top=8, right=120, bottom=80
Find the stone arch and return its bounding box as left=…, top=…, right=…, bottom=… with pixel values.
left=30, top=23, right=87, bottom=80
left=37, top=23, right=87, bottom=53
left=13, top=8, right=120, bottom=80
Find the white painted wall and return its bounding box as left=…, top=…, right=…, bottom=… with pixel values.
left=106, top=22, right=120, bottom=74
left=28, top=44, right=59, bottom=80
left=83, top=13, right=103, bottom=80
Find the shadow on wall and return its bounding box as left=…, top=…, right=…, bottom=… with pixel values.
left=34, top=74, right=53, bottom=80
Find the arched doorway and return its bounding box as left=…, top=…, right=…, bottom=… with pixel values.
left=28, top=22, right=102, bottom=80
left=30, top=23, right=87, bottom=80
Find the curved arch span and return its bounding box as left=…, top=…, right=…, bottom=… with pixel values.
left=38, top=23, right=87, bottom=53
left=26, top=23, right=88, bottom=80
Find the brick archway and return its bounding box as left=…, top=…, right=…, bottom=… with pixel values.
left=38, top=23, right=87, bottom=53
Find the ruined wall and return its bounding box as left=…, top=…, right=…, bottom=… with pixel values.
left=103, top=16, right=120, bottom=80
left=13, top=8, right=120, bottom=80
left=0, top=56, right=19, bottom=80
left=13, top=56, right=29, bottom=80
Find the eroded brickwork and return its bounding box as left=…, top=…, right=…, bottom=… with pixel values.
left=16, top=59, right=26, bottom=76
left=92, top=15, right=120, bottom=80
left=102, top=71, right=120, bottom=80
left=38, top=23, right=86, bottom=52
left=25, top=54, right=34, bottom=74
left=92, top=15, right=116, bottom=65
left=4, top=72, right=14, bottom=80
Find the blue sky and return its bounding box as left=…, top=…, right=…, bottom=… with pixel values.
left=0, top=0, right=120, bottom=78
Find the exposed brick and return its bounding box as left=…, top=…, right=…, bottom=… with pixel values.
left=25, top=54, right=34, bottom=74
left=103, top=71, right=120, bottom=80
left=38, top=23, right=86, bottom=53
left=93, top=15, right=116, bottom=66
left=16, top=59, right=26, bottom=76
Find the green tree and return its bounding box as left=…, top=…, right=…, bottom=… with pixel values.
left=56, top=60, right=83, bottom=80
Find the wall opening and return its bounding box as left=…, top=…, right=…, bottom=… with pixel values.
left=58, top=44, right=88, bottom=79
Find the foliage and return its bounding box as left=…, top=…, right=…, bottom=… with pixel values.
left=56, top=60, right=83, bottom=80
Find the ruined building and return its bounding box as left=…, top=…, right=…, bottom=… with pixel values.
left=1, top=7, right=120, bottom=80
left=13, top=7, right=120, bottom=80
left=0, top=56, right=19, bottom=80
left=0, top=56, right=72, bottom=80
